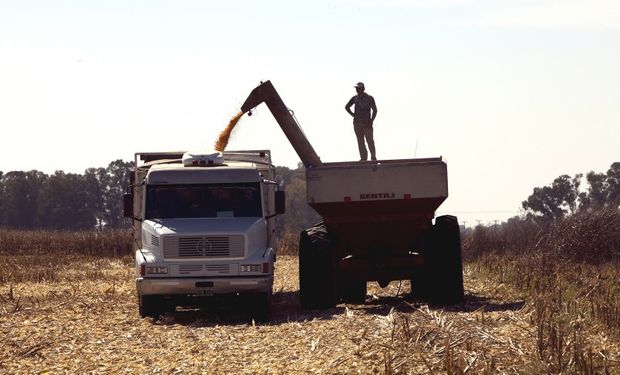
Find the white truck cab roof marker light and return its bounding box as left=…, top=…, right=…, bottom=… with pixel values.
left=182, top=151, right=224, bottom=167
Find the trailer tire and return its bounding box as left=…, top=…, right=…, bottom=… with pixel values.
left=428, top=215, right=465, bottom=304
left=339, top=280, right=367, bottom=304
left=299, top=223, right=337, bottom=310
left=410, top=269, right=432, bottom=300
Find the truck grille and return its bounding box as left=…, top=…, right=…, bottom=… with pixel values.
left=163, top=236, right=244, bottom=258
left=175, top=264, right=233, bottom=276
left=205, top=264, right=231, bottom=274
left=179, top=264, right=202, bottom=275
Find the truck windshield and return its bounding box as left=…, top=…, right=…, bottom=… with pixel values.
left=145, top=182, right=262, bottom=219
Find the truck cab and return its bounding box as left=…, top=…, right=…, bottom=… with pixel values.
left=124, top=150, right=284, bottom=320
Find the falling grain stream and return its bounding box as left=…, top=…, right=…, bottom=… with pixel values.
left=214, top=111, right=244, bottom=152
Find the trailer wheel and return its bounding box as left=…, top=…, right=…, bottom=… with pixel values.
left=410, top=269, right=431, bottom=300
left=410, top=221, right=435, bottom=300
left=299, top=223, right=337, bottom=309
left=339, top=280, right=367, bottom=304
left=427, top=215, right=465, bottom=304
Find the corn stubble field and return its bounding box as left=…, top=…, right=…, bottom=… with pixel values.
left=1, top=210, right=619, bottom=374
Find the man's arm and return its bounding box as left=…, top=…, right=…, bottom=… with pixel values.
left=345, top=96, right=355, bottom=117
left=370, top=96, right=377, bottom=122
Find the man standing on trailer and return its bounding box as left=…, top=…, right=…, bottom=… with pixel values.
left=345, top=82, right=378, bottom=161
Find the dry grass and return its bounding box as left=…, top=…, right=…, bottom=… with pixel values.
left=3, top=253, right=616, bottom=374
left=0, top=255, right=553, bottom=374
left=0, top=229, right=132, bottom=257
left=463, top=207, right=620, bottom=373
left=545, top=207, right=620, bottom=263
left=472, top=253, right=620, bottom=373
left=1, top=219, right=619, bottom=373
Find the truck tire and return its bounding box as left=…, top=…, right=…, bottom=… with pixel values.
left=427, top=215, right=465, bottom=304
left=339, top=280, right=367, bottom=304
left=299, top=223, right=337, bottom=310
left=250, top=291, right=272, bottom=323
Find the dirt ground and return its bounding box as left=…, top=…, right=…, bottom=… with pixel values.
left=0, top=256, right=618, bottom=374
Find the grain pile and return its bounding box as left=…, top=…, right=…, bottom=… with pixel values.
left=2, top=255, right=619, bottom=373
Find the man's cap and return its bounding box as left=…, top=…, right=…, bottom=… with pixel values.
left=354, top=82, right=365, bottom=89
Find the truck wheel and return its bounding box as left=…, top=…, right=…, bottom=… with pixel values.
left=250, top=292, right=272, bottom=323
left=139, top=295, right=164, bottom=318
left=299, top=223, right=337, bottom=310
left=428, top=215, right=465, bottom=304
left=339, top=280, right=367, bottom=304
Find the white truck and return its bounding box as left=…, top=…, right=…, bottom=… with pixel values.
left=123, top=150, right=284, bottom=320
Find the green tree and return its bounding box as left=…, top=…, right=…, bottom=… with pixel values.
left=580, top=171, right=607, bottom=209
left=279, top=175, right=320, bottom=235
left=580, top=162, right=620, bottom=209
left=102, top=160, right=133, bottom=228
left=275, top=163, right=304, bottom=187
left=37, top=171, right=96, bottom=229
left=0, top=171, right=47, bottom=228
left=275, top=163, right=320, bottom=236
left=606, top=162, right=620, bottom=204
left=84, top=167, right=107, bottom=229
left=522, top=174, right=582, bottom=222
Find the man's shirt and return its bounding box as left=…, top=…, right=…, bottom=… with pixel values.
left=346, top=93, right=376, bottom=123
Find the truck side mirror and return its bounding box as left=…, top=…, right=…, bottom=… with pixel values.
left=123, top=192, right=134, bottom=218
left=275, top=191, right=285, bottom=215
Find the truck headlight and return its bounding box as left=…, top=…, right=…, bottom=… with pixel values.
left=240, top=264, right=262, bottom=273
left=240, top=263, right=269, bottom=273
left=146, top=266, right=168, bottom=275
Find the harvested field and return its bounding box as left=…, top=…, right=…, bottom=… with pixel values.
left=3, top=254, right=618, bottom=374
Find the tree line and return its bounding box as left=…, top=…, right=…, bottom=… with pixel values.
left=0, top=160, right=133, bottom=230
left=1, top=159, right=617, bottom=231
left=0, top=160, right=317, bottom=233
left=522, top=162, right=620, bottom=222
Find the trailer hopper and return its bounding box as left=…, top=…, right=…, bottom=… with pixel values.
left=241, top=80, right=464, bottom=308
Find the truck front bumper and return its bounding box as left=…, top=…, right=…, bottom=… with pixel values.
left=136, top=276, right=273, bottom=296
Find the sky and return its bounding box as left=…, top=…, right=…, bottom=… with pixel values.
left=1, top=0, right=619, bottom=225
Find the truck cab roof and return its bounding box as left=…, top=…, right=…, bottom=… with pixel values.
left=147, top=164, right=262, bottom=185
left=135, top=150, right=274, bottom=185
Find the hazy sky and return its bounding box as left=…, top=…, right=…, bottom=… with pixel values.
left=1, top=0, right=619, bottom=225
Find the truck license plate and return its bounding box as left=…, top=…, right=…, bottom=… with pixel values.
left=195, top=281, right=214, bottom=296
